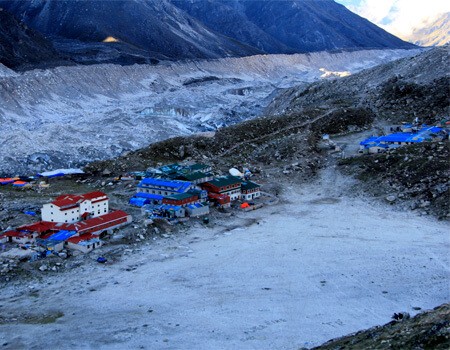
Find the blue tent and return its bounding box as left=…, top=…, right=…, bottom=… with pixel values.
left=129, top=197, right=150, bottom=207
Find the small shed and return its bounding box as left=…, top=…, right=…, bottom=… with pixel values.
left=66, top=234, right=102, bottom=253
left=36, top=238, right=65, bottom=253
left=186, top=203, right=210, bottom=217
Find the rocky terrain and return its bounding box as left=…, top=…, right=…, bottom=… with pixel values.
left=261, top=45, right=449, bottom=219
left=266, top=46, right=449, bottom=123
left=0, top=48, right=418, bottom=174
left=339, top=142, right=450, bottom=219
left=313, top=304, right=450, bottom=350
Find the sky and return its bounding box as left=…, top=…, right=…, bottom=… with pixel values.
left=336, top=0, right=449, bottom=38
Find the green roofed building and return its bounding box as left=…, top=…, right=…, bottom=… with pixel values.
left=241, top=181, right=261, bottom=201
left=201, top=175, right=242, bottom=201
left=176, top=171, right=214, bottom=185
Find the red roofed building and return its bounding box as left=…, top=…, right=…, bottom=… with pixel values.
left=41, top=191, right=109, bottom=223
left=1, top=230, right=38, bottom=244
left=61, top=210, right=132, bottom=236
left=17, top=221, right=57, bottom=234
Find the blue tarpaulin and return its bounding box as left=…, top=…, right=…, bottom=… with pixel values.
left=47, top=230, right=77, bottom=241
left=129, top=197, right=150, bottom=207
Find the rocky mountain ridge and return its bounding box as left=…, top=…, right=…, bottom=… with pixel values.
left=266, top=46, right=449, bottom=124
left=173, top=0, right=415, bottom=53
left=0, top=0, right=416, bottom=67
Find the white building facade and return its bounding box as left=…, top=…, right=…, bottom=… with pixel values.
left=41, top=191, right=109, bottom=223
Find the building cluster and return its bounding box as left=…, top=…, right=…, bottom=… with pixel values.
left=360, top=121, right=449, bottom=154
left=0, top=191, right=132, bottom=254
left=129, top=163, right=262, bottom=219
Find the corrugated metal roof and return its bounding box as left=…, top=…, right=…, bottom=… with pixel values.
left=67, top=233, right=99, bottom=244
left=164, top=192, right=197, bottom=201
left=46, top=230, right=77, bottom=241
left=241, top=181, right=261, bottom=191
left=134, top=193, right=164, bottom=200
left=63, top=210, right=130, bottom=233
left=18, top=221, right=56, bottom=233
left=138, top=178, right=192, bottom=192
left=52, top=191, right=107, bottom=208
left=177, top=171, right=210, bottom=181
left=205, top=175, right=242, bottom=188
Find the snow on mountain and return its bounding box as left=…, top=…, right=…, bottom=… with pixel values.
left=407, top=13, right=450, bottom=47
left=0, top=49, right=420, bottom=174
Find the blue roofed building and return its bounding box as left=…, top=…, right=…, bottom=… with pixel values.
left=137, top=178, right=193, bottom=196
left=359, top=125, right=444, bottom=154
left=129, top=193, right=164, bottom=207
left=186, top=203, right=210, bottom=217
left=147, top=204, right=186, bottom=219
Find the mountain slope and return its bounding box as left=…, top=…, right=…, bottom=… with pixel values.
left=0, top=0, right=261, bottom=61
left=171, top=0, right=416, bottom=53
left=0, top=8, right=65, bottom=70
left=407, top=13, right=450, bottom=46
left=0, top=0, right=415, bottom=67
left=266, top=46, right=449, bottom=123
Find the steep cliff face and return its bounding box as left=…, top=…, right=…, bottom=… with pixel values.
left=172, top=0, right=416, bottom=53
left=0, top=8, right=65, bottom=70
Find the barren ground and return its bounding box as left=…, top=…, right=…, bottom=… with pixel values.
left=0, top=165, right=448, bottom=349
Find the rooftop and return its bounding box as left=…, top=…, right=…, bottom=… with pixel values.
left=52, top=191, right=108, bottom=208
left=164, top=192, right=197, bottom=201
left=138, top=178, right=192, bottom=193
left=177, top=171, right=211, bottom=181
left=205, top=175, right=242, bottom=188
left=62, top=210, right=130, bottom=233
left=241, top=181, right=261, bottom=191
left=67, top=233, right=99, bottom=245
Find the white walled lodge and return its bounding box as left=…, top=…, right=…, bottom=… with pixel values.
left=41, top=191, right=109, bottom=223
